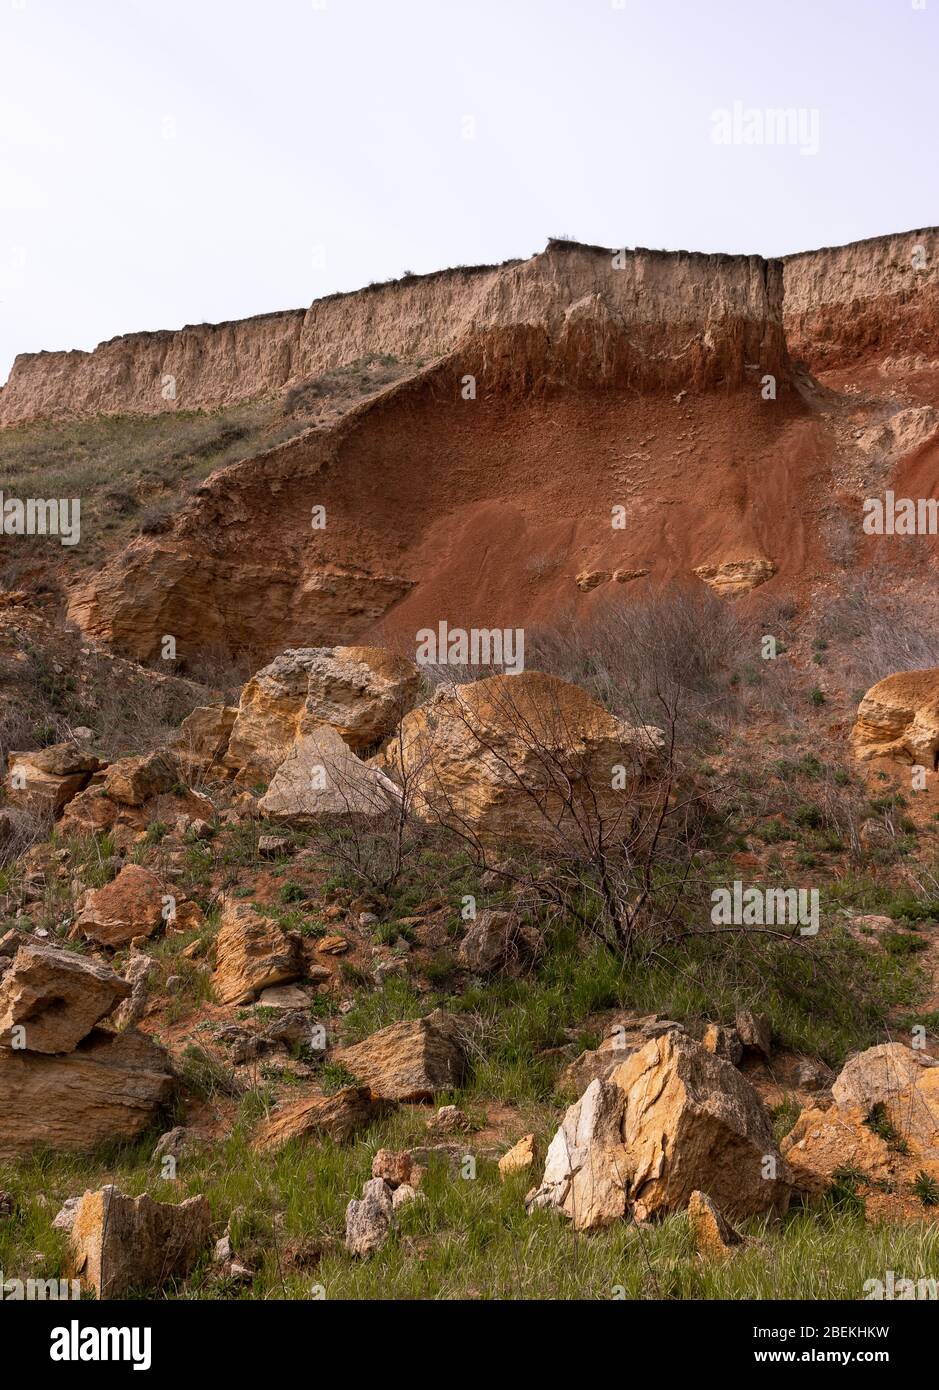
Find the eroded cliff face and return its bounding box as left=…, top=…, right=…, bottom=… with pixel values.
left=0, top=241, right=786, bottom=425
left=783, top=227, right=939, bottom=371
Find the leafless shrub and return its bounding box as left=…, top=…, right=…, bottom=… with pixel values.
left=816, top=573, right=939, bottom=692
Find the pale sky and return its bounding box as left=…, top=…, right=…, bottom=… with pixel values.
left=1, top=0, right=937, bottom=385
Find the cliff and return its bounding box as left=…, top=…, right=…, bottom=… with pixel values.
left=0, top=241, right=786, bottom=426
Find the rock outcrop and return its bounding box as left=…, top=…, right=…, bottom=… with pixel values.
left=851, top=669, right=939, bottom=765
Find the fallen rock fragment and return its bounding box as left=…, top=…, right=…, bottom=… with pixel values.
left=212, top=899, right=303, bottom=1006
left=499, top=1133, right=537, bottom=1180
left=0, top=941, right=131, bottom=1053
left=687, top=1189, right=744, bottom=1259
left=335, top=1010, right=466, bottom=1102
left=254, top=1086, right=383, bottom=1150
left=75, top=864, right=165, bottom=948
left=345, top=1177, right=394, bottom=1257
left=69, top=1185, right=210, bottom=1298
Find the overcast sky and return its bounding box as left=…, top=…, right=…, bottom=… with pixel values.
left=1, top=0, right=937, bottom=384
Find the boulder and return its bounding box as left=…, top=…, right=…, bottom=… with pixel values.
left=781, top=1105, right=895, bottom=1196
left=102, top=749, right=180, bottom=806
left=0, top=1028, right=175, bottom=1158
left=212, top=899, right=303, bottom=1006
left=345, top=1177, right=394, bottom=1257
left=254, top=1086, right=383, bottom=1150
left=334, top=1010, right=466, bottom=1102
left=225, top=646, right=421, bottom=784
left=687, top=1189, right=744, bottom=1259
left=257, top=726, right=393, bottom=824
left=851, top=668, right=939, bottom=764
left=374, top=671, right=662, bottom=848
left=75, top=864, right=165, bottom=948
left=832, top=1042, right=937, bottom=1114
left=69, top=1186, right=210, bottom=1298
left=0, top=942, right=131, bottom=1053
left=528, top=1033, right=788, bottom=1229
left=5, top=742, right=102, bottom=814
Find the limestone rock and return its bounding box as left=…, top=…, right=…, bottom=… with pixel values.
left=687, top=1189, right=744, bottom=1259
left=735, top=1009, right=772, bottom=1059
left=781, top=1105, right=894, bottom=1196
left=0, top=942, right=131, bottom=1053
left=225, top=646, right=421, bottom=784
left=254, top=1086, right=383, bottom=1150
left=0, top=1028, right=175, bottom=1158
left=5, top=742, right=102, bottom=814
left=257, top=725, right=393, bottom=824
left=702, top=1023, right=743, bottom=1065
left=526, top=1077, right=629, bottom=1230
left=851, top=668, right=939, bottom=765
left=75, top=864, right=165, bottom=948
left=372, top=1148, right=423, bottom=1188
left=499, top=1133, right=537, bottom=1179
left=376, top=671, right=662, bottom=848
left=391, top=1183, right=424, bottom=1211
left=694, top=558, right=776, bottom=596
left=575, top=569, right=611, bottom=591
left=345, top=1177, right=394, bottom=1257
left=334, top=1010, right=466, bottom=1102
left=457, top=908, right=529, bottom=972
left=69, top=1186, right=210, bottom=1298
left=611, top=1033, right=787, bottom=1221
left=112, top=950, right=156, bottom=1030
left=212, top=899, right=303, bottom=1007
left=102, top=749, right=180, bottom=806
left=832, top=1043, right=937, bottom=1114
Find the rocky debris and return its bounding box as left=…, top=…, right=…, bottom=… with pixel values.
left=735, top=1009, right=771, bottom=1059
left=334, top=1010, right=466, bottom=1102
left=457, top=908, right=539, bottom=973
left=60, top=777, right=215, bottom=842
left=112, top=949, right=155, bottom=1030
left=102, top=749, right=180, bottom=806
left=376, top=671, right=662, bottom=848
left=854, top=404, right=938, bottom=462
left=211, top=898, right=303, bottom=1006
left=499, top=1134, right=537, bottom=1179
left=687, top=1190, right=744, bottom=1259
left=851, top=668, right=939, bottom=764
left=345, top=1177, right=394, bottom=1257
left=0, top=1028, right=175, bottom=1158
left=254, top=1086, right=384, bottom=1150
left=257, top=983, right=311, bottom=1009
left=392, top=1183, right=423, bottom=1211
left=75, top=864, right=165, bottom=948
left=832, top=1042, right=937, bottom=1113
left=4, top=741, right=103, bottom=813
left=172, top=704, right=238, bottom=776
left=528, top=1032, right=788, bottom=1230
left=258, top=725, right=393, bottom=824
left=427, top=1104, right=473, bottom=1135
left=702, top=1023, right=744, bottom=1065
left=52, top=1194, right=82, bottom=1231
left=315, top=934, right=349, bottom=954
left=526, top=1077, right=629, bottom=1230
left=152, top=1126, right=192, bottom=1162
left=69, top=1186, right=210, bottom=1298
left=258, top=835, right=292, bottom=859
left=693, top=557, right=776, bottom=596
left=225, top=646, right=422, bottom=785
left=0, top=941, right=131, bottom=1053
left=372, top=1148, right=424, bottom=1189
